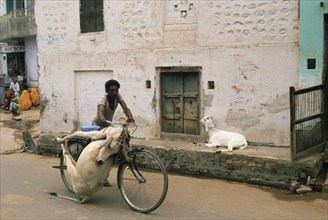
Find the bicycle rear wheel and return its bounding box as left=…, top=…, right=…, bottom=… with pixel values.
left=60, top=140, right=86, bottom=193
left=118, top=150, right=168, bottom=213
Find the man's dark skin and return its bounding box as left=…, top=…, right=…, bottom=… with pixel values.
left=98, top=85, right=134, bottom=127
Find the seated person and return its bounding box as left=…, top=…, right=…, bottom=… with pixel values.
left=9, top=92, right=20, bottom=116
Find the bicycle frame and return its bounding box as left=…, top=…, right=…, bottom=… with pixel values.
left=111, top=123, right=147, bottom=186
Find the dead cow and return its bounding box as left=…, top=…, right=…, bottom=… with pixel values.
left=50, top=126, right=124, bottom=203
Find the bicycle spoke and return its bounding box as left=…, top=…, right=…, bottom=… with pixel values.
left=118, top=150, right=168, bottom=213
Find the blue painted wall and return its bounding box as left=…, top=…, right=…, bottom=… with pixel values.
left=300, top=0, right=328, bottom=87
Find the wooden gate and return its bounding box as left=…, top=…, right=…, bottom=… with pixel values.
left=290, top=85, right=326, bottom=160
left=161, top=71, right=199, bottom=135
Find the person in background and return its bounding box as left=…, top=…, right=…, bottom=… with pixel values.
left=9, top=77, right=20, bottom=94
left=2, top=78, right=20, bottom=110
left=9, top=92, right=20, bottom=116
left=16, top=71, right=24, bottom=91
left=19, top=90, right=32, bottom=111
left=2, top=87, right=12, bottom=110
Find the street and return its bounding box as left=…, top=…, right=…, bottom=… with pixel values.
left=0, top=125, right=327, bottom=219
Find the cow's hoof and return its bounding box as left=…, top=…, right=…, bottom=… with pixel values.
left=103, top=180, right=112, bottom=187
left=96, top=160, right=104, bottom=165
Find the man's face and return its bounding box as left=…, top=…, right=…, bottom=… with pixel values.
left=107, top=85, right=119, bottom=97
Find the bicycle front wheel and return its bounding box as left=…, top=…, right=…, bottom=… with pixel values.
left=60, top=140, right=85, bottom=193
left=118, top=150, right=168, bottom=213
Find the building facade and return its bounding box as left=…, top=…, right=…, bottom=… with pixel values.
left=33, top=0, right=300, bottom=147
left=2, top=0, right=327, bottom=149
left=0, top=0, right=38, bottom=103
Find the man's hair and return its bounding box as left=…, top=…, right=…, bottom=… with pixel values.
left=105, top=79, right=120, bottom=91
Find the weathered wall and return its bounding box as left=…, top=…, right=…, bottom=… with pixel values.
left=299, top=0, right=328, bottom=88
left=35, top=0, right=299, bottom=146
left=24, top=36, right=38, bottom=87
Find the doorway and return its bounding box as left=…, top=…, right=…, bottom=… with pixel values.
left=161, top=69, right=200, bottom=136
left=324, top=14, right=328, bottom=139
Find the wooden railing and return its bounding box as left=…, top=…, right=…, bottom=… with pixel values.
left=290, top=85, right=326, bottom=160
left=0, top=8, right=27, bottom=24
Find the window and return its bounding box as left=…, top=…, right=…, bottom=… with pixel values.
left=307, top=59, right=316, bottom=70
left=80, top=0, right=104, bottom=33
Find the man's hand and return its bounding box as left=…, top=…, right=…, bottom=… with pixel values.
left=126, top=118, right=135, bottom=123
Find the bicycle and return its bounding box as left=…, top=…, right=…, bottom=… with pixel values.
left=56, top=122, right=169, bottom=213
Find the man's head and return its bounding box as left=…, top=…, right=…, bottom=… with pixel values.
left=105, top=79, right=120, bottom=97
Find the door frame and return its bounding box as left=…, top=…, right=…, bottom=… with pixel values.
left=158, top=66, right=203, bottom=141
left=324, top=14, right=328, bottom=140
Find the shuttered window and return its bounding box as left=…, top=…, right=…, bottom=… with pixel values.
left=80, top=0, right=104, bottom=33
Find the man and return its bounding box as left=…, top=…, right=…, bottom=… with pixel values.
left=93, top=79, right=135, bottom=127
left=9, top=77, right=20, bottom=94
left=9, top=92, right=20, bottom=116
left=93, top=79, right=134, bottom=187
left=16, top=71, right=24, bottom=91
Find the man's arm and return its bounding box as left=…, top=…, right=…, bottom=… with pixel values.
left=97, top=104, right=110, bottom=127
left=119, top=100, right=135, bottom=122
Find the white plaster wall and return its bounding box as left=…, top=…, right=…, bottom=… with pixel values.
left=35, top=0, right=299, bottom=146
left=74, top=70, right=114, bottom=127
left=25, top=36, right=38, bottom=87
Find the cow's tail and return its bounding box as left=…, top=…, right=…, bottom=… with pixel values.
left=49, top=192, right=85, bottom=204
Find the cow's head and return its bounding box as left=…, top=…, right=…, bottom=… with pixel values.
left=96, top=126, right=125, bottom=164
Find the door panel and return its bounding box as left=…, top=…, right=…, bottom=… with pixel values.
left=162, top=71, right=199, bottom=135
left=324, top=14, right=328, bottom=138
left=162, top=73, right=183, bottom=133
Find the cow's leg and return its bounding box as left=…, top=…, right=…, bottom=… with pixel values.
left=61, top=140, right=77, bottom=167
left=56, top=131, right=83, bottom=143
left=49, top=192, right=90, bottom=204
left=57, top=130, right=102, bottom=143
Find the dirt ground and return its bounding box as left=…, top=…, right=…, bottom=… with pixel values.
left=0, top=106, right=40, bottom=153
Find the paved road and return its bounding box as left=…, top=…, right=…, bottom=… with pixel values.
left=1, top=151, right=327, bottom=219
left=0, top=111, right=327, bottom=219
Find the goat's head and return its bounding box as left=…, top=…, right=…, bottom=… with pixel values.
left=200, top=116, right=215, bottom=132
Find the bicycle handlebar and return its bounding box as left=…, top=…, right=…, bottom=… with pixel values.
left=105, top=120, right=137, bottom=135
left=105, top=120, right=136, bottom=127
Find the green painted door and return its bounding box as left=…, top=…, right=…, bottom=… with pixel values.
left=162, top=72, right=199, bottom=135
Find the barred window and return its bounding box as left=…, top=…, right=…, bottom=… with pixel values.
left=80, top=0, right=104, bottom=33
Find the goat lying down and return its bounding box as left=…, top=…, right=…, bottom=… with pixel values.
left=51, top=126, right=124, bottom=203
left=200, top=116, right=247, bottom=152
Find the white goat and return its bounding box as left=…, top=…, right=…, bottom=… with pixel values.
left=200, top=116, right=247, bottom=152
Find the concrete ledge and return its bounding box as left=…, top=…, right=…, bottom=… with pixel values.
left=37, top=134, right=325, bottom=189
left=134, top=144, right=324, bottom=189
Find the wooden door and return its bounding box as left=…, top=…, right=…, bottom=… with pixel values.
left=324, top=14, right=328, bottom=138
left=161, top=72, right=199, bottom=135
